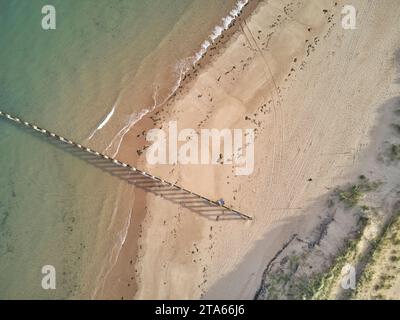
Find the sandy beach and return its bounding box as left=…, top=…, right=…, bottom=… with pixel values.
left=99, top=0, right=400, bottom=299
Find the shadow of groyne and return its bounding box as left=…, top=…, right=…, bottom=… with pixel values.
left=0, top=111, right=251, bottom=221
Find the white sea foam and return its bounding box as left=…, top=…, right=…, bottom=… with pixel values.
left=194, top=40, right=211, bottom=64
left=104, top=59, right=189, bottom=158
left=103, top=108, right=150, bottom=157
left=87, top=96, right=119, bottom=141
left=192, top=0, right=249, bottom=65
left=91, top=187, right=134, bottom=299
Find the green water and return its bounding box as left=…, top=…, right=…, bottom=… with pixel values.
left=0, top=0, right=237, bottom=299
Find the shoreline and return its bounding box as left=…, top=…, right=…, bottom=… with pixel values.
left=96, top=0, right=262, bottom=299
left=94, top=0, right=261, bottom=159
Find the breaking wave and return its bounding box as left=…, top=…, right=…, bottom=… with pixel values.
left=193, top=0, right=249, bottom=64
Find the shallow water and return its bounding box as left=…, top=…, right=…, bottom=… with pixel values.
left=0, top=0, right=237, bottom=298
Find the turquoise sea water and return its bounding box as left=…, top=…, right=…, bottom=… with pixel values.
left=0, top=0, right=237, bottom=298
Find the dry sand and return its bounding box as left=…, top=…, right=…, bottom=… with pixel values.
left=100, top=0, right=400, bottom=299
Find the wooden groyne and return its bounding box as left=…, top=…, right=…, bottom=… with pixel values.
left=0, top=110, right=252, bottom=220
